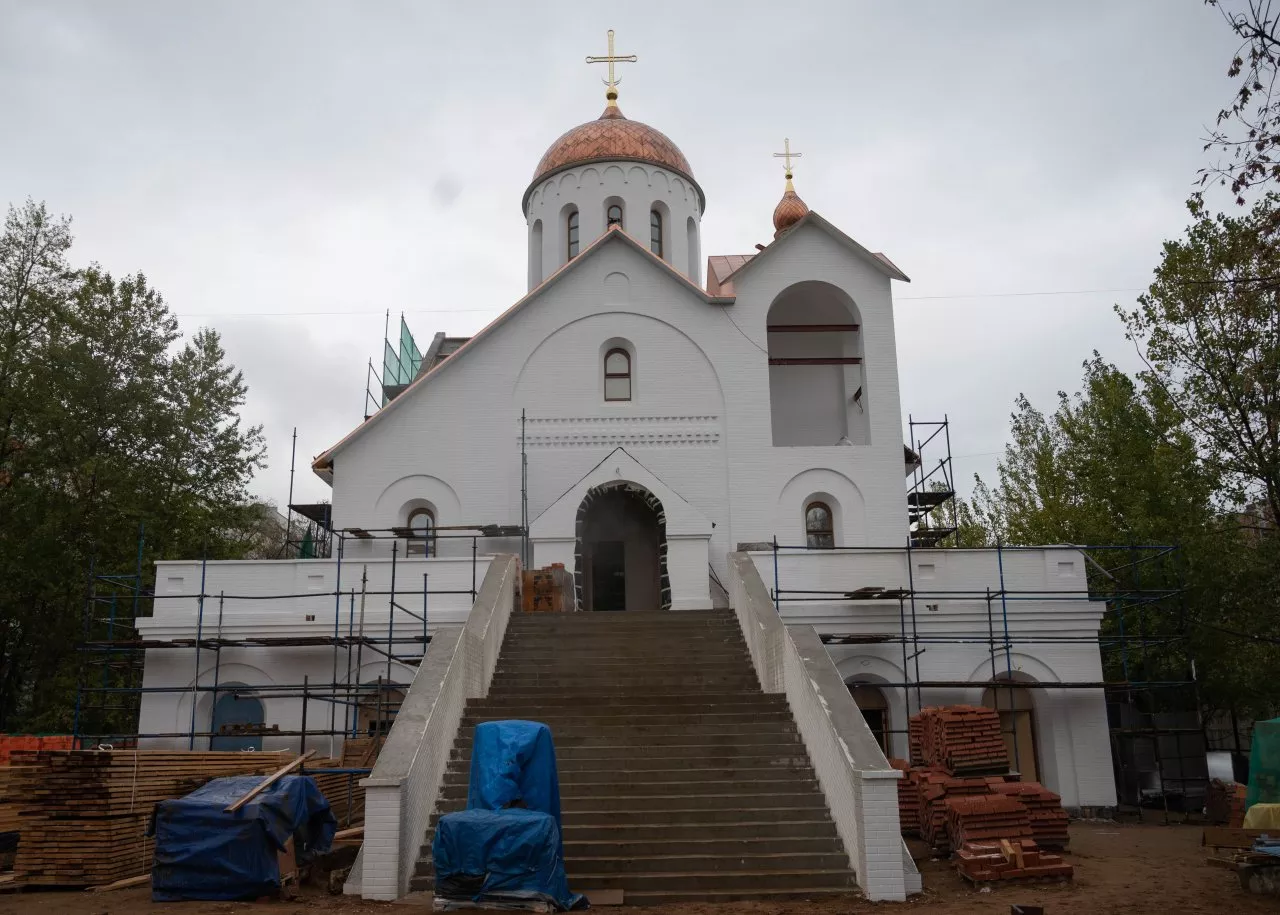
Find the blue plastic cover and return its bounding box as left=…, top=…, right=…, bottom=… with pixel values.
left=434, top=808, right=579, bottom=908
left=435, top=720, right=582, bottom=910
left=150, top=774, right=337, bottom=901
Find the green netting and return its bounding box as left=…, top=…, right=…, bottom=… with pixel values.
left=1246, top=717, right=1280, bottom=808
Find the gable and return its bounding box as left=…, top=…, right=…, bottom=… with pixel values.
left=723, top=211, right=909, bottom=285
left=313, top=228, right=731, bottom=477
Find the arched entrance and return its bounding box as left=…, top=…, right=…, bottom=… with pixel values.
left=574, top=482, right=670, bottom=611
left=848, top=681, right=891, bottom=756
left=210, top=684, right=265, bottom=751
left=982, top=679, right=1040, bottom=781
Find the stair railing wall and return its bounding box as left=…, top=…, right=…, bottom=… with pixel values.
left=355, top=554, right=518, bottom=900
left=727, top=552, right=918, bottom=901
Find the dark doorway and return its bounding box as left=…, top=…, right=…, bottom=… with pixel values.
left=210, top=686, right=264, bottom=751
left=579, top=487, right=662, bottom=612
left=590, top=541, right=626, bottom=611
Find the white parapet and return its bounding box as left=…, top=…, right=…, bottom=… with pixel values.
left=727, top=552, right=919, bottom=901
left=350, top=554, right=518, bottom=900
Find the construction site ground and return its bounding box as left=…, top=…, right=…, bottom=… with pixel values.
left=0, top=821, right=1268, bottom=915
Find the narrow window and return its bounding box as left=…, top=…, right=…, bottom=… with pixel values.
left=606, top=204, right=623, bottom=229
left=604, top=348, right=631, bottom=402
left=650, top=209, right=663, bottom=257
left=567, top=210, right=580, bottom=259
left=407, top=507, right=435, bottom=557
left=805, top=501, right=834, bottom=549
left=850, top=684, right=891, bottom=755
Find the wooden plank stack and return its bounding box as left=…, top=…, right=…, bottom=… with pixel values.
left=954, top=838, right=1073, bottom=883
left=945, top=794, right=1033, bottom=849
left=992, top=781, right=1070, bottom=848
left=8, top=749, right=293, bottom=887
left=917, top=705, right=1009, bottom=775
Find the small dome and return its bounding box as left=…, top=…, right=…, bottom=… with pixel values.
left=772, top=177, right=809, bottom=236
left=525, top=101, right=703, bottom=212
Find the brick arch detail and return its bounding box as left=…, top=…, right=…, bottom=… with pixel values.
left=573, top=481, right=671, bottom=611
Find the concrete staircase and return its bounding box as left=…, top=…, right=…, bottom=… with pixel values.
left=411, top=610, right=858, bottom=905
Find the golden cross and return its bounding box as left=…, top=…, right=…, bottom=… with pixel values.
left=585, top=29, right=637, bottom=92
left=773, top=137, right=803, bottom=177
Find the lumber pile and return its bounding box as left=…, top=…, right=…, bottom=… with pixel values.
left=945, top=794, right=1033, bottom=850
left=992, top=781, right=1070, bottom=848
left=917, top=705, right=1008, bottom=775
left=954, top=838, right=1073, bottom=883
left=8, top=749, right=293, bottom=887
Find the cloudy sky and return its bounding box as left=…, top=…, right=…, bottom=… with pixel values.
left=0, top=1, right=1244, bottom=507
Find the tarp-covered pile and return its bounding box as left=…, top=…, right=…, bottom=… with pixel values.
left=433, top=720, right=583, bottom=910
left=150, top=774, right=336, bottom=901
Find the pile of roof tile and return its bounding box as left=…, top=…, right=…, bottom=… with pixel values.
left=918, top=705, right=1008, bottom=775
left=945, top=794, right=1033, bottom=849
left=954, top=838, right=1073, bottom=884
left=992, top=781, right=1070, bottom=848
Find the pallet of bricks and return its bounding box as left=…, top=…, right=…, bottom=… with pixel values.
left=892, top=705, right=1073, bottom=885
left=8, top=749, right=293, bottom=887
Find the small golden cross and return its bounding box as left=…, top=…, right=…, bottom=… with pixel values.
left=773, top=137, right=803, bottom=177
left=586, top=29, right=637, bottom=92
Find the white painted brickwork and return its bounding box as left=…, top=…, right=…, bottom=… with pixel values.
left=728, top=553, right=917, bottom=901
left=353, top=555, right=517, bottom=900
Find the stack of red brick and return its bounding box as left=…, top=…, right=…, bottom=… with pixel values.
left=890, top=705, right=1074, bottom=883
left=954, top=839, right=1074, bottom=883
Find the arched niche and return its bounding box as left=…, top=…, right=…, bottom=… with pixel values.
left=766, top=281, right=867, bottom=446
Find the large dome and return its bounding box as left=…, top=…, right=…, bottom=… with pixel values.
left=526, top=103, right=702, bottom=210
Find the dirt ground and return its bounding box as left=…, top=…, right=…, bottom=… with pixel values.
left=0, top=821, right=1274, bottom=915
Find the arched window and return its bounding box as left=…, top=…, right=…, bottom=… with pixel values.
left=606, top=204, right=623, bottom=229
left=604, top=348, right=632, bottom=402
left=849, top=683, right=890, bottom=755
left=650, top=209, right=663, bottom=257
left=407, top=507, right=435, bottom=557
left=805, top=501, right=834, bottom=549
left=566, top=210, right=580, bottom=259
left=982, top=681, right=1039, bottom=780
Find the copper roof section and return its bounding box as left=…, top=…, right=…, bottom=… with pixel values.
left=705, top=254, right=757, bottom=295
left=524, top=103, right=703, bottom=212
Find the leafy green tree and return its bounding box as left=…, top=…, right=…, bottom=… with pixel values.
left=0, top=201, right=266, bottom=731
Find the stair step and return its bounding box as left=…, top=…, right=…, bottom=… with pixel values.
left=466, top=695, right=787, bottom=711
left=442, top=765, right=817, bottom=786
left=410, top=869, right=857, bottom=895
left=474, top=691, right=770, bottom=705
left=598, top=886, right=862, bottom=906
left=453, top=730, right=796, bottom=749
left=458, top=709, right=793, bottom=726
left=563, top=837, right=844, bottom=858
left=430, top=801, right=827, bottom=824
left=453, top=722, right=797, bottom=740
left=439, top=778, right=820, bottom=801
left=553, top=819, right=842, bottom=842
left=451, top=750, right=812, bottom=770
left=417, top=851, right=850, bottom=878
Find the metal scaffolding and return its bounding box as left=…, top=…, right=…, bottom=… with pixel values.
left=765, top=538, right=1208, bottom=822
left=73, top=525, right=517, bottom=754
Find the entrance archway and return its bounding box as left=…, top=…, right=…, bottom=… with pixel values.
left=982, top=679, right=1040, bottom=781
left=210, top=684, right=264, bottom=751
left=574, top=481, right=670, bottom=611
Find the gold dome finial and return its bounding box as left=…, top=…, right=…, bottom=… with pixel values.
left=771, top=137, right=809, bottom=236
left=586, top=29, right=637, bottom=108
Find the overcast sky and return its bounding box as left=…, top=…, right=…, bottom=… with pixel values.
left=0, top=1, right=1244, bottom=509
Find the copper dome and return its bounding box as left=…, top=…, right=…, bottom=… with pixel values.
left=772, top=178, right=810, bottom=236
left=525, top=102, right=703, bottom=212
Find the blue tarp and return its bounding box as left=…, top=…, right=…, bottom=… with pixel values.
left=434, top=720, right=583, bottom=910
left=150, top=774, right=337, bottom=901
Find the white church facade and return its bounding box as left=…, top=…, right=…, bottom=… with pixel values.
left=134, top=48, right=1118, bottom=899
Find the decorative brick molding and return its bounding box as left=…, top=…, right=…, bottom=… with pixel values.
left=522, top=415, right=721, bottom=449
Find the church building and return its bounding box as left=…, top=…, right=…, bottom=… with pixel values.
left=134, top=34, right=1118, bottom=903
